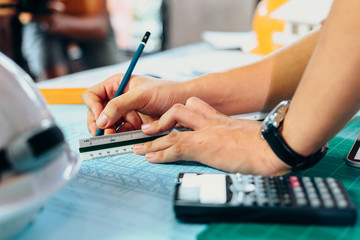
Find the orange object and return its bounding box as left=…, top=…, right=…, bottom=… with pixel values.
left=251, top=0, right=289, bottom=55
left=38, top=88, right=88, bottom=104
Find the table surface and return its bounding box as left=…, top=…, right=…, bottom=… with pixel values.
left=13, top=105, right=360, bottom=240
left=199, top=116, right=360, bottom=240
left=13, top=43, right=360, bottom=239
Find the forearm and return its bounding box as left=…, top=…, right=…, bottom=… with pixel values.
left=182, top=30, right=320, bottom=115
left=282, top=0, right=360, bottom=156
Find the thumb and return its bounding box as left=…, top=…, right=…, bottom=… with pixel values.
left=96, top=91, right=144, bottom=129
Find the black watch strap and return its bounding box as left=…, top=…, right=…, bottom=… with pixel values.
left=262, top=125, right=328, bottom=171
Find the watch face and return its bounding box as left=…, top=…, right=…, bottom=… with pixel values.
left=262, top=100, right=291, bottom=131
left=261, top=100, right=327, bottom=171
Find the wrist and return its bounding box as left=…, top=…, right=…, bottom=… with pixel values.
left=281, top=107, right=323, bottom=157
left=260, top=136, right=292, bottom=176
left=181, top=76, right=206, bottom=103
left=261, top=101, right=328, bottom=171
left=252, top=126, right=291, bottom=176
left=183, top=72, right=221, bottom=106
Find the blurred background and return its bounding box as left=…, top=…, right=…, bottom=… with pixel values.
left=0, top=0, right=332, bottom=82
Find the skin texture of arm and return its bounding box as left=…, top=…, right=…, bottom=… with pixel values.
left=182, top=29, right=320, bottom=115
left=83, top=29, right=321, bottom=135
left=134, top=3, right=360, bottom=173
left=282, top=0, right=360, bottom=157
left=84, top=1, right=360, bottom=175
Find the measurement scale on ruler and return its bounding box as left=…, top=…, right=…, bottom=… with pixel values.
left=78, top=112, right=267, bottom=161
left=78, top=128, right=188, bottom=160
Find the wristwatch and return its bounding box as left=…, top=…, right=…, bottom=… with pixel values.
left=261, top=100, right=328, bottom=171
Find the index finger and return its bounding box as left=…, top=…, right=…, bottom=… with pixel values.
left=142, top=103, right=207, bottom=135
left=81, top=74, right=123, bottom=118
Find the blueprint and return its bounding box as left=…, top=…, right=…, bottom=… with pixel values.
left=14, top=105, right=221, bottom=240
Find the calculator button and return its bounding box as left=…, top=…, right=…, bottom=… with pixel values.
left=283, top=197, right=291, bottom=206
left=233, top=183, right=256, bottom=193
left=235, top=173, right=243, bottom=183
left=315, top=177, right=323, bottom=182
left=237, top=192, right=244, bottom=203
left=292, top=181, right=301, bottom=188
left=332, top=188, right=341, bottom=195
left=296, top=198, right=307, bottom=206
left=337, top=199, right=348, bottom=208
left=261, top=198, right=269, bottom=205
left=322, top=192, right=332, bottom=200
left=243, top=194, right=255, bottom=206
left=308, top=192, right=318, bottom=200
left=302, top=177, right=311, bottom=182
left=244, top=183, right=256, bottom=193
left=306, top=187, right=316, bottom=194
left=319, top=188, right=328, bottom=194
left=326, top=178, right=336, bottom=184
left=317, top=183, right=326, bottom=189
left=310, top=199, right=321, bottom=208
left=290, top=176, right=299, bottom=182
left=324, top=199, right=335, bottom=208
left=257, top=192, right=266, bottom=199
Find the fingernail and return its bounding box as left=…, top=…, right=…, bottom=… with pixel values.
left=133, top=144, right=144, bottom=154
left=141, top=123, right=152, bottom=131
left=96, top=113, right=108, bottom=127
left=145, top=152, right=156, bottom=161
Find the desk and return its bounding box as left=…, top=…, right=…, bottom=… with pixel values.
left=14, top=44, right=360, bottom=240
left=35, top=43, right=261, bottom=104
left=199, top=116, right=360, bottom=240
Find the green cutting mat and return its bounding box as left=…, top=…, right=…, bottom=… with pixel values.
left=198, top=117, right=360, bottom=240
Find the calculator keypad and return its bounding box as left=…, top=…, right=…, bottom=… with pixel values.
left=230, top=175, right=351, bottom=209
left=175, top=173, right=357, bottom=225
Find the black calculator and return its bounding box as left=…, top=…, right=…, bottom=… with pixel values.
left=174, top=173, right=357, bottom=225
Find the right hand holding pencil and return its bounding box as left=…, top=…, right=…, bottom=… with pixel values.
left=82, top=74, right=187, bottom=136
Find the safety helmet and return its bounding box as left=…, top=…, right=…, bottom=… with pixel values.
left=0, top=53, right=81, bottom=238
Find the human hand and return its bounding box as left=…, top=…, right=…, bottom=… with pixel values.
left=134, top=97, right=290, bottom=176
left=82, top=74, right=187, bottom=136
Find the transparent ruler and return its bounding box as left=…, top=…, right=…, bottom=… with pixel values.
left=78, top=128, right=188, bottom=160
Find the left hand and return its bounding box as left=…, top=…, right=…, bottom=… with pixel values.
left=133, top=97, right=290, bottom=176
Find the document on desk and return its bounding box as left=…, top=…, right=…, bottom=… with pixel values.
left=15, top=105, right=221, bottom=240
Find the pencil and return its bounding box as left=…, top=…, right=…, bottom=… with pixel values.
left=95, top=31, right=151, bottom=136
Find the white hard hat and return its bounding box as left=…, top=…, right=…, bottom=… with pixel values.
left=0, top=53, right=81, bottom=238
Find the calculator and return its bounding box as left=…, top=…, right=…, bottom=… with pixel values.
left=174, top=173, right=357, bottom=225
